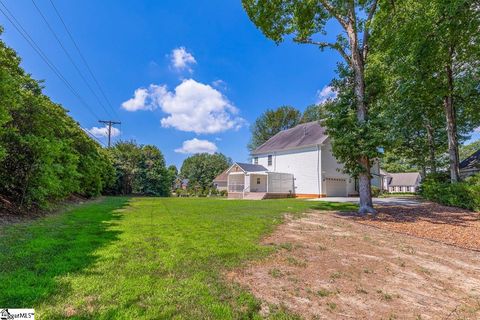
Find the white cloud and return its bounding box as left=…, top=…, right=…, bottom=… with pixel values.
left=175, top=138, right=218, bottom=154
left=160, top=79, right=244, bottom=134
left=121, top=87, right=149, bottom=111
left=122, top=79, right=244, bottom=134
left=475, top=126, right=480, bottom=133
left=121, top=85, right=167, bottom=111
left=170, top=47, right=196, bottom=72
left=212, top=79, right=227, bottom=90
left=88, top=126, right=121, bottom=138
left=316, top=85, right=337, bottom=104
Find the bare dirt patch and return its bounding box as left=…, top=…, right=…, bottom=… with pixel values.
left=228, top=212, right=480, bottom=319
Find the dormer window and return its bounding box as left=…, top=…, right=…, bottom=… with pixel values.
left=268, top=155, right=272, bottom=166
left=254, top=157, right=258, bottom=164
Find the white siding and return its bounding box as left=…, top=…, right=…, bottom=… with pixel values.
left=320, top=141, right=357, bottom=195
left=252, top=140, right=380, bottom=196
left=249, top=174, right=267, bottom=192
left=255, top=146, right=321, bottom=195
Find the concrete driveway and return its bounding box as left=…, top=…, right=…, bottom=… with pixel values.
left=308, top=196, right=422, bottom=207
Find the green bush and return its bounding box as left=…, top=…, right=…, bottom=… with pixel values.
left=371, top=186, right=381, bottom=197
left=419, top=174, right=480, bottom=211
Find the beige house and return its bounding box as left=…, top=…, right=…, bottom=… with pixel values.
left=382, top=172, right=422, bottom=193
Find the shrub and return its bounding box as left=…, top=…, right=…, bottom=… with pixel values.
left=420, top=174, right=480, bottom=211
left=371, top=186, right=381, bottom=197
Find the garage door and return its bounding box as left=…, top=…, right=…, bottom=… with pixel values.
left=325, top=178, right=347, bottom=197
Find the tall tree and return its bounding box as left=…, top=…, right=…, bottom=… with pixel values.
left=109, top=141, right=170, bottom=196
left=301, top=102, right=332, bottom=123
left=167, top=165, right=178, bottom=190
left=180, top=153, right=231, bottom=191
left=370, top=0, right=480, bottom=181
left=243, top=0, right=380, bottom=214
left=248, top=106, right=301, bottom=151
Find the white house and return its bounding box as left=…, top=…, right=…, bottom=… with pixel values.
left=226, top=121, right=381, bottom=199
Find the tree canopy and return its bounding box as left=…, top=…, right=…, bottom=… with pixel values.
left=0, top=30, right=114, bottom=210
left=243, top=0, right=382, bottom=214
left=108, top=141, right=171, bottom=196
left=248, top=106, right=301, bottom=151
left=180, top=153, right=231, bottom=191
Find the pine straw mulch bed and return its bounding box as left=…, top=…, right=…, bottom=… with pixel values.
left=344, top=201, right=480, bottom=251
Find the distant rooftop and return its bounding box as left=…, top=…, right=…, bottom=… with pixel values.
left=460, top=149, right=480, bottom=170
left=252, top=121, right=328, bottom=155
left=388, top=172, right=421, bottom=186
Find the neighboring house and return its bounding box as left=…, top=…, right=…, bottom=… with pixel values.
left=174, top=178, right=189, bottom=190
left=213, top=169, right=228, bottom=191
left=382, top=172, right=422, bottom=193
left=460, top=149, right=480, bottom=178
left=226, top=121, right=381, bottom=199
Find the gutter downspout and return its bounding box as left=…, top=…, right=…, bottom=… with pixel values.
left=317, top=144, right=321, bottom=197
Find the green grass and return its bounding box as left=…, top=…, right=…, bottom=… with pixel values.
left=0, top=197, right=356, bottom=319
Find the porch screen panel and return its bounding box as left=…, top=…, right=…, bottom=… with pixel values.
left=268, top=173, right=294, bottom=193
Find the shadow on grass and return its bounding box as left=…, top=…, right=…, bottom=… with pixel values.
left=308, top=201, right=358, bottom=212
left=0, top=197, right=130, bottom=307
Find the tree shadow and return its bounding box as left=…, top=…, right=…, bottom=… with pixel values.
left=308, top=201, right=358, bottom=212
left=0, top=197, right=130, bottom=308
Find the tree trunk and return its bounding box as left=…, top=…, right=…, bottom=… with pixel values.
left=350, top=32, right=375, bottom=215
left=425, top=124, right=437, bottom=174
left=444, top=62, right=460, bottom=182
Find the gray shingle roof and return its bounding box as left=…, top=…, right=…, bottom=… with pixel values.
left=388, top=172, right=421, bottom=187
left=252, top=121, right=328, bottom=155
left=460, top=149, right=480, bottom=170
left=235, top=162, right=268, bottom=172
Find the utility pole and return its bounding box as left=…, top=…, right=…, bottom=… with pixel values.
left=98, top=120, right=121, bottom=147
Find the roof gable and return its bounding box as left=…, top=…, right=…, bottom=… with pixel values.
left=252, top=121, right=328, bottom=155
left=460, top=149, right=480, bottom=170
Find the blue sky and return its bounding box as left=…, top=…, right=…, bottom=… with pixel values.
left=1, top=1, right=478, bottom=168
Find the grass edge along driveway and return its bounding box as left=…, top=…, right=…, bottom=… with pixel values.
left=0, top=197, right=356, bottom=319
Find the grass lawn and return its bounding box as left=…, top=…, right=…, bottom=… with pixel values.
left=0, top=197, right=356, bottom=319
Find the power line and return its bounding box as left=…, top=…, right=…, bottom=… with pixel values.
left=48, top=0, right=121, bottom=120
left=98, top=120, right=121, bottom=147
left=30, top=0, right=113, bottom=120
left=0, top=0, right=101, bottom=120
left=82, top=128, right=107, bottom=147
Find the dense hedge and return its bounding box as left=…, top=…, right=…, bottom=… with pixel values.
left=0, top=30, right=115, bottom=210
left=419, top=174, right=480, bottom=211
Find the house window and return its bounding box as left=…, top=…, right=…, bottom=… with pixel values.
left=268, top=155, right=272, bottom=166
left=254, top=157, right=258, bottom=164
left=257, top=177, right=261, bottom=184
